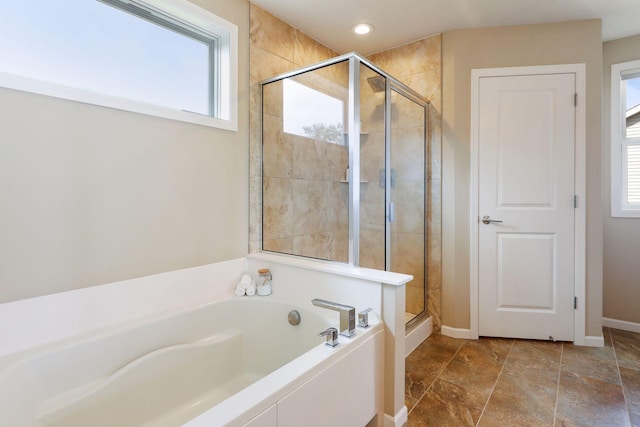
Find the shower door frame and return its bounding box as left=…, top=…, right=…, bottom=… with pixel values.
left=259, top=53, right=430, bottom=324
left=385, top=81, right=430, bottom=329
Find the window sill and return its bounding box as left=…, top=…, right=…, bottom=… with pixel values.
left=0, top=72, right=238, bottom=131
left=611, top=206, right=640, bottom=218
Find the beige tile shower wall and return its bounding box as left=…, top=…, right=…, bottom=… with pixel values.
left=249, top=4, right=347, bottom=261
left=368, top=36, right=443, bottom=328
left=249, top=4, right=442, bottom=326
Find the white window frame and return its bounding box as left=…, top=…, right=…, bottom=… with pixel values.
left=611, top=59, right=640, bottom=217
left=0, top=0, right=238, bottom=131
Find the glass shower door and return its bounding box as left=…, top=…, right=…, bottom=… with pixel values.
left=261, top=61, right=350, bottom=262
left=260, top=54, right=429, bottom=327
left=358, top=64, right=387, bottom=270
left=389, top=88, right=427, bottom=324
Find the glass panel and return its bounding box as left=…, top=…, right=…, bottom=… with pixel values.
left=358, top=65, right=386, bottom=270
left=623, top=75, right=640, bottom=206
left=628, top=145, right=640, bottom=204
left=625, top=76, right=640, bottom=139
left=0, top=0, right=210, bottom=114
left=262, top=61, right=349, bottom=262
left=390, top=89, right=426, bottom=324
left=282, top=79, right=344, bottom=143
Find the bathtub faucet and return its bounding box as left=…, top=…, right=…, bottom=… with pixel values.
left=311, top=298, right=356, bottom=337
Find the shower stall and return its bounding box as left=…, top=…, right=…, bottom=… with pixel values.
left=260, top=53, right=429, bottom=327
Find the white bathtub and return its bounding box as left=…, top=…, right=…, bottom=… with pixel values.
left=0, top=296, right=383, bottom=427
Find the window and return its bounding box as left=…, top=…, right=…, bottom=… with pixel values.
left=283, top=79, right=345, bottom=144
left=611, top=60, right=640, bottom=217
left=0, top=0, right=237, bottom=130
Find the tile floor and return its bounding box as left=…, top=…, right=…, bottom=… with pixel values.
left=406, top=327, right=640, bottom=426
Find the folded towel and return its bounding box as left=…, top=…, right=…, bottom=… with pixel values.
left=235, top=285, right=246, bottom=297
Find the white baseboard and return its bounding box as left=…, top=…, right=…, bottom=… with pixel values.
left=583, top=335, right=605, bottom=347
left=406, top=316, right=433, bottom=356
left=384, top=406, right=408, bottom=427
left=441, top=325, right=473, bottom=339
left=603, top=317, right=640, bottom=333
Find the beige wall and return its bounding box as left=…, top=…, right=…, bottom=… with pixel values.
left=441, top=20, right=604, bottom=336
left=603, top=34, right=640, bottom=324
left=0, top=0, right=250, bottom=303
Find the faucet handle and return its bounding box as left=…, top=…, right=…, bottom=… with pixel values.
left=318, top=327, right=339, bottom=347
left=358, top=308, right=373, bottom=328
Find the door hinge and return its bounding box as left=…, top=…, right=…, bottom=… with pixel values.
left=574, top=93, right=578, bottom=107
left=574, top=195, right=578, bottom=208
left=574, top=296, right=578, bottom=309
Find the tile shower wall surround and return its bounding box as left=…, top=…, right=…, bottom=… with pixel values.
left=249, top=4, right=442, bottom=328
left=249, top=4, right=342, bottom=260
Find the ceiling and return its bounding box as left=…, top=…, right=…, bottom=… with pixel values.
left=251, top=0, right=640, bottom=55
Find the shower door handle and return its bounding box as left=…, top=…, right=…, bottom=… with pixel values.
left=388, top=202, right=395, bottom=222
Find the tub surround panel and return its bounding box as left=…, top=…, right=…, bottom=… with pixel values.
left=191, top=328, right=384, bottom=427
left=248, top=252, right=411, bottom=287
left=247, top=252, right=411, bottom=425
left=276, top=331, right=384, bottom=427
left=0, top=258, right=247, bottom=360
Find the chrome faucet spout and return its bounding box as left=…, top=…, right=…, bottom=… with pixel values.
left=311, top=298, right=356, bottom=337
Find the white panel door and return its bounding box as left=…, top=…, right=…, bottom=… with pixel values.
left=478, top=73, right=575, bottom=341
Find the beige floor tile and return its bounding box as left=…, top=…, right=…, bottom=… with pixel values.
left=405, top=334, right=465, bottom=411
left=620, top=366, right=640, bottom=427
left=405, top=329, right=640, bottom=427
left=612, top=329, right=640, bottom=370
left=555, top=370, right=630, bottom=427
left=408, top=379, right=481, bottom=427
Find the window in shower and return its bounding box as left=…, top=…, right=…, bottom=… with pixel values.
left=262, top=61, right=350, bottom=262
left=283, top=79, right=345, bottom=144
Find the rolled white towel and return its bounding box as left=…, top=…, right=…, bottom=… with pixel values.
left=245, top=281, right=256, bottom=296
left=235, top=285, right=246, bottom=297
left=240, top=274, right=252, bottom=287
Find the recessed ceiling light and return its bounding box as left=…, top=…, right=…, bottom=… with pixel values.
left=351, top=23, right=373, bottom=35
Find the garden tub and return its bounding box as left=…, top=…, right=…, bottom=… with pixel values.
left=0, top=296, right=383, bottom=426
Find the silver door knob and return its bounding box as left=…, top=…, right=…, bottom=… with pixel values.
left=482, top=216, right=503, bottom=225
